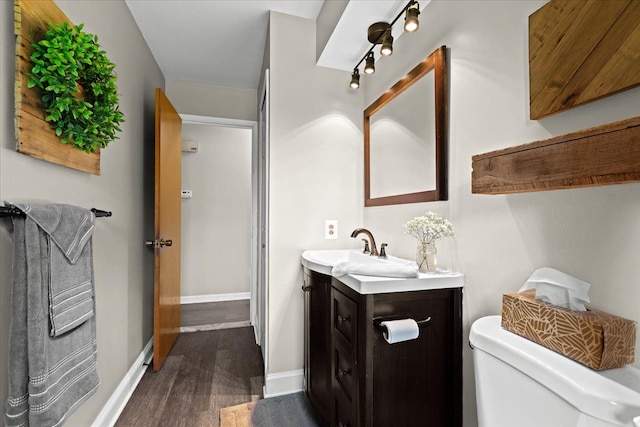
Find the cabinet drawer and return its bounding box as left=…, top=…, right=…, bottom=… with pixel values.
left=334, top=386, right=356, bottom=427
left=333, top=289, right=357, bottom=351
left=334, top=343, right=356, bottom=401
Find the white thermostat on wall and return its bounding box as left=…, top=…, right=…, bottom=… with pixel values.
left=181, top=190, right=192, bottom=199
left=181, top=140, right=199, bottom=153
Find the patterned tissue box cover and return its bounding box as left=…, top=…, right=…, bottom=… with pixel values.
left=501, top=290, right=636, bottom=370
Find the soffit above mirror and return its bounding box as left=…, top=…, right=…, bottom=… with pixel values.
left=316, top=0, right=431, bottom=72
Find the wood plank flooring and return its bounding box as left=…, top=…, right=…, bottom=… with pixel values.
left=116, top=301, right=262, bottom=427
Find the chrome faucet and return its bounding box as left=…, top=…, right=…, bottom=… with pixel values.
left=350, top=228, right=378, bottom=256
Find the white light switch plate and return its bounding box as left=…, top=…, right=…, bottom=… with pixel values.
left=325, top=220, right=337, bottom=239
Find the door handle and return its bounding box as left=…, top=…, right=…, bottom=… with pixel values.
left=337, top=368, right=351, bottom=378
left=337, top=315, right=350, bottom=325
left=145, top=239, right=173, bottom=249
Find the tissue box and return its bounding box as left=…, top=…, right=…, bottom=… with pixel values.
left=501, top=290, right=636, bottom=370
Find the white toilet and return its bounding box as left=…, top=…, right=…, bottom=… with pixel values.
left=470, top=316, right=640, bottom=427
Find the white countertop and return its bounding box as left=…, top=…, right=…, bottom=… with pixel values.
left=301, top=249, right=464, bottom=295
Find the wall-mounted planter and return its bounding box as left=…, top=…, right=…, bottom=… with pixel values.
left=15, top=0, right=100, bottom=175
left=472, top=116, right=640, bottom=195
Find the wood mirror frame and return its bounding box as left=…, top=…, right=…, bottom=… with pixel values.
left=364, top=45, right=447, bottom=207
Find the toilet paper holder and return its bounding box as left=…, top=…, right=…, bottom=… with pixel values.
left=373, top=315, right=432, bottom=335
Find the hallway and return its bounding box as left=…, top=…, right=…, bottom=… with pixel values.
left=180, top=300, right=251, bottom=332
left=116, top=301, right=262, bottom=427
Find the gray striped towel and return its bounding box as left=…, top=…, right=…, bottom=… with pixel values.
left=5, top=203, right=99, bottom=427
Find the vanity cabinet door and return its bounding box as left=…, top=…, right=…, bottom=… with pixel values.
left=369, top=288, right=462, bottom=427
left=303, top=269, right=332, bottom=422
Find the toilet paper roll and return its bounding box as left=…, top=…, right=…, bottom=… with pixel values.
left=380, top=319, right=420, bottom=344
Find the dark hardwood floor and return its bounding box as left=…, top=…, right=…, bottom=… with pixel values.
left=116, top=300, right=262, bottom=427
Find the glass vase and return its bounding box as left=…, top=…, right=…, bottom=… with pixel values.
left=416, top=241, right=437, bottom=273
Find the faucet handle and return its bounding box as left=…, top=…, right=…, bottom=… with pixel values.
left=379, top=243, right=388, bottom=259
left=361, top=239, right=370, bottom=254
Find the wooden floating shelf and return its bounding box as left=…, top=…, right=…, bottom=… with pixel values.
left=472, top=115, right=640, bottom=195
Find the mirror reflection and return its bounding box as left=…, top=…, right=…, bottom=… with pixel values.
left=364, top=46, right=447, bottom=207
left=370, top=71, right=435, bottom=198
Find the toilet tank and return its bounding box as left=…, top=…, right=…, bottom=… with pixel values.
left=470, top=316, right=640, bottom=427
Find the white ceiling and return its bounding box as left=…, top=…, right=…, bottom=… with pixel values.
left=125, top=0, right=423, bottom=90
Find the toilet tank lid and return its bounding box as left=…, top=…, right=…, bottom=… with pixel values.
left=470, top=316, right=640, bottom=426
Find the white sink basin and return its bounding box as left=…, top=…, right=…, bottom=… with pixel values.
left=301, top=249, right=463, bottom=294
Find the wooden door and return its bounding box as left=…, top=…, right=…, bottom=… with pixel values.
left=151, top=88, right=182, bottom=371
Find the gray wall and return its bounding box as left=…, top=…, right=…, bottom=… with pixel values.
left=0, top=0, right=163, bottom=424
left=360, top=2, right=640, bottom=426
left=180, top=123, right=252, bottom=297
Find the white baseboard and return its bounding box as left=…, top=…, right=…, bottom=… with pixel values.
left=263, top=369, right=304, bottom=398
left=92, top=338, right=153, bottom=427
left=180, top=292, right=250, bottom=305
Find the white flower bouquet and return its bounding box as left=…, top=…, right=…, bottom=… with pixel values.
left=403, top=211, right=455, bottom=244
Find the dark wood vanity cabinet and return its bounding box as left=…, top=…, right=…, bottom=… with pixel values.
left=303, top=269, right=332, bottom=421
left=303, top=268, right=463, bottom=427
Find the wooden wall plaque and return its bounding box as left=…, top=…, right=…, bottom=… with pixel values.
left=529, top=0, right=640, bottom=120
left=14, top=0, right=100, bottom=175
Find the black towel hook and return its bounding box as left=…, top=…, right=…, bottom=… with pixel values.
left=90, top=208, right=112, bottom=218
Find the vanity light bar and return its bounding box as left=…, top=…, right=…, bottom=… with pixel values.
left=349, top=0, right=420, bottom=89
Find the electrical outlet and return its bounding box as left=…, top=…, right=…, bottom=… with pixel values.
left=325, top=220, right=338, bottom=240
left=181, top=190, right=192, bottom=199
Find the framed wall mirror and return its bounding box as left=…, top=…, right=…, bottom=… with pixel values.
left=364, top=45, right=447, bottom=207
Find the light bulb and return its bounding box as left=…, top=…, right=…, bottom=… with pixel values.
left=404, top=3, right=420, bottom=32
left=350, top=69, right=360, bottom=89
left=380, top=31, right=393, bottom=56
left=364, top=52, right=375, bottom=74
